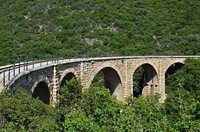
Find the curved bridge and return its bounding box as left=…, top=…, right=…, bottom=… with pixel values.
left=0, top=56, right=199, bottom=105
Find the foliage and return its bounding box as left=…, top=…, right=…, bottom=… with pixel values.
left=91, top=71, right=105, bottom=87
left=58, top=77, right=83, bottom=109
left=0, top=88, right=59, bottom=131
left=165, top=59, right=200, bottom=131
left=63, top=109, right=99, bottom=132
left=166, top=59, right=200, bottom=95
left=0, top=112, right=7, bottom=130
left=1, top=0, right=200, bottom=65
left=124, top=95, right=168, bottom=131
left=164, top=88, right=199, bottom=131
left=80, top=85, right=123, bottom=131
left=133, top=66, right=145, bottom=97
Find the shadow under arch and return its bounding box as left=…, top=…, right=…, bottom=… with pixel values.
left=165, top=62, right=184, bottom=78
left=165, top=62, right=184, bottom=94
left=60, top=72, right=76, bottom=87
left=91, top=67, right=122, bottom=100
left=32, top=81, right=50, bottom=104
left=133, top=63, right=158, bottom=97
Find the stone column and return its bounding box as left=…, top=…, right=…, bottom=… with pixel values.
left=51, top=65, right=59, bottom=107
left=158, top=58, right=167, bottom=103
left=80, top=62, right=86, bottom=91
left=159, top=73, right=167, bottom=103
left=124, top=59, right=132, bottom=98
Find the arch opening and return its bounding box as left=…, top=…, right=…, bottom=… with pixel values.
left=60, top=72, right=76, bottom=87
left=133, top=64, right=158, bottom=97
left=91, top=67, right=122, bottom=100
left=165, top=62, right=184, bottom=94
left=165, top=63, right=184, bottom=78
left=32, top=81, right=50, bottom=104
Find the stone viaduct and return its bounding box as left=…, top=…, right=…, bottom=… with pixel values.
left=0, top=56, right=199, bottom=106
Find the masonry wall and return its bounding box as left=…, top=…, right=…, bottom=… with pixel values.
left=6, top=57, right=187, bottom=105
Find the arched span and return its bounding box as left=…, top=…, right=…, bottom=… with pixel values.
left=165, top=62, right=184, bottom=77
left=164, top=60, right=185, bottom=75
left=60, top=72, right=76, bottom=87
left=60, top=68, right=77, bottom=87
left=32, top=81, right=50, bottom=104
left=89, top=66, right=122, bottom=100
left=132, top=63, right=158, bottom=97
left=165, top=62, right=184, bottom=95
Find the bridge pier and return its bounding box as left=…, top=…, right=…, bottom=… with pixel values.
left=50, top=65, right=59, bottom=106
left=159, top=73, right=167, bottom=103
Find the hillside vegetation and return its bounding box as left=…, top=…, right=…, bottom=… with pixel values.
left=0, top=0, right=200, bottom=65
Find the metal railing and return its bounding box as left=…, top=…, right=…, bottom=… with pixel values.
left=0, top=57, right=60, bottom=88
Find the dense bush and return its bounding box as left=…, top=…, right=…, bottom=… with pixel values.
left=0, top=88, right=60, bottom=131
left=1, top=0, right=200, bottom=65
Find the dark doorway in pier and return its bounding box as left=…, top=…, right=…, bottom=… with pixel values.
left=133, top=64, right=158, bottom=97
left=91, top=67, right=122, bottom=100
left=32, top=81, right=50, bottom=104
left=165, top=62, right=184, bottom=94
left=60, top=72, right=76, bottom=87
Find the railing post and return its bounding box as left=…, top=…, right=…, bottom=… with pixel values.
left=13, top=64, right=15, bottom=77
left=3, top=71, right=5, bottom=87
left=24, top=61, right=26, bottom=70
left=26, top=60, right=28, bottom=70
left=8, top=67, right=10, bottom=81
left=56, top=57, right=58, bottom=63
left=19, top=61, right=20, bottom=73
left=40, top=59, right=42, bottom=67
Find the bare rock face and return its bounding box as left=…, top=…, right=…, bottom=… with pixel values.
left=85, top=38, right=103, bottom=45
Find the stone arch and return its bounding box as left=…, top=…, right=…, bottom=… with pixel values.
left=32, top=81, right=50, bottom=104
left=164, top=60, right=185, bottom=77
left=88, top=64, right=123, bottom=100
left=31, top=76, right=51, bottom=104
left=132, top=63, right=158, bottom=97
left=60, top=68, right=77, bottom=87
left=164, top=61, right=185, bottom=94
left=31, top=75, right=51, bottom=94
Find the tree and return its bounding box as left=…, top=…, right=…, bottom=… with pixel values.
left=63, top=109, right=99, bottom=132
left=0, top=88, right=59, bottom=131
left=58, top=77, right=83, bottom=110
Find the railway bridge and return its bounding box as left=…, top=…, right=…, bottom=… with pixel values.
left=0, top=56, right=199, bottom=105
